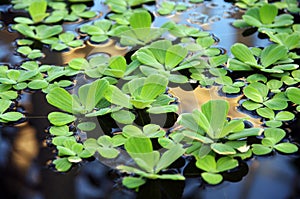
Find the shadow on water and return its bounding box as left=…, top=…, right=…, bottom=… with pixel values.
left=0, top=0, right=300, bottom=199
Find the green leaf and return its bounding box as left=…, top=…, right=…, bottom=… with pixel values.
left=46, top=87, right=74, bottom=113
left=274, top=143, right=298, bottom=153
left=28, top=79, right=49, bottom=89
left=29, top=0, right=49, bottom=23
left=211, top=143, right=236, bottom=155
left=105, top=85, right=132, bottom=109
left=243, top=82, right=268, bottom=103
left=122, top=177, right=146, bottom=189
left=257, top=107, right=275, bottom=119
left=264, top=128, right=286, bottom=144
left=165, top=45, right=188, bottom=70
left=53, top=158, right=72, bottom=172
left=0, top=99, right=12, bottom=114
left=0, top=112, right=23, bottom=122
left=182, top=130, right=214, bottom=144
left=111, top=110, right=135, bottom=124
left=196, top=155, right=216, bottom=172
left=156, top=144, right=185, bottom=172
left=49, top=125, right=72, bottom=136
left=125, top=137, right=153, bottom=153
left=201, top=100, right=229, bottom=139
left=263, top=98, right=288, bottom=110
left=227, top=128, right=263, bottom=140
left=147, top=104, right=178, bottom=114
left=243, top=15, right=262, bottom=27
left=77, top=122, right=96, bottom=131
left=201, top=172, right=223, bottom=185
left=129, top=10, right=151, bottom=29
left=178, top=113, right=202, bottom=133
left=242, top=100, right=263, bottom=111
left=57, top=146, right=76, bottom=156
left=48, top=112, right=76, bottom=126
left=252, top=144, right=272, bottom=155
left=275, top=111, right=295, bottom=121
left=97, top=146, right=120, bottom=159
left=122, top=125, right=144, bottom=137
left=231, top=43, right=257, bottom=65
left=140, top=74, right=168, bottom=100
left=286, top=87, right=300, bottom=104
left=259, top=4, right=278, bottom=24
left=216, top=157, right=239, bottom=172
left=260, top=44, right=288, bottom=67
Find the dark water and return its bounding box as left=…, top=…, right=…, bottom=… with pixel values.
left=0, top=0, right=300, bottom=199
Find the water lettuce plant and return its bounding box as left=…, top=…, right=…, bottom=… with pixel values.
left=2, top=0, right=300, bottom=192
left=228, top=43, right=298, bottom=73
left=233, top=4, right=294, bottom=34
left=178, top=100, right=262, bottom=156
left=117, top=136, right=185, bottom=189
left=251, top=128, right=298, bottom=155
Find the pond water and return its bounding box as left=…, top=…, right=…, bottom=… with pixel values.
left=0, top=0, right=300, bottom=198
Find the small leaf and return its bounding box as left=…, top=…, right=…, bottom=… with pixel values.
left=156, top=144, right=185, bottom=172
left=275, top=111, right=295, bottom=121
left=122, top=177, right=146, bottom=189
left=274, top=143, right=298, bottom=153
left=252, top=144, right=272, bottom=155
left=227, top=128, right=263, bottom=140
left=201, top=172, right=223, bottom=185
left=53, top=158, right=72, bottom=172
left=111, top=110, right=135, bottom=124
left=48, top=112, right=76, bottom=126
left=216, top=157, right=239, bottom=172
left=165, top=45, right=188, bottom=70
left=77, top=122, right=96, bottom=131
left=211, top=143, right=236, bottom=155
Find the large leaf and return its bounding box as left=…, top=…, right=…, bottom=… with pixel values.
left=46, top=87, right=74, bottom=113
left=140, top=74, right=168, bottom=100
left=260, top=44, right=288, bottom=67
left=243, top=82, right=268, bottom=103
left=165, top=45, right=188, bottom=70
left=155, top=144, right=185, bottom=172
left=196, top=154, right=217, bottom=173
left=286, top=87, right=300, bottom=104
left=29, top=0, right=49, bottom=23
left=105, top=85, right=132, bottom=109
left=216, top=156, right=239, bottom=172
left=149, top=40, right=172, bottom=64
left=124, top=137, right=153, bottom=154
left=78, top=79, right=109, bottom=112
left=231, top=43, right=257, bottom=65
left=201, top=100, right=229, bottom=139
left=259, top=4, right=278, bottom=24
left=129, top=10, right=151, bottom=29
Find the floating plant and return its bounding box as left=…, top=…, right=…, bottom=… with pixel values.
left=0, top=0, right=299, bottom=195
